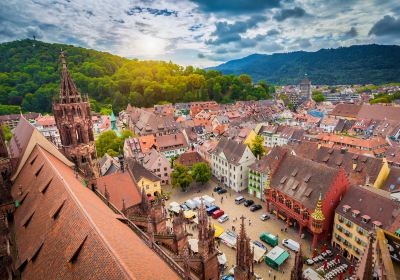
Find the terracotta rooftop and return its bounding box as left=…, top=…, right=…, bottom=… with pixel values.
left=96, top=172, right=141, bottom=210
left=330, top=104, right=362, bottom=118
left=176, top=151, right=205, bottom=167
left=11, top=145, right=179, bottom=279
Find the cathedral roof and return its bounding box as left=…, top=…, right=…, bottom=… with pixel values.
left=11, top=144, right=179, bottom=279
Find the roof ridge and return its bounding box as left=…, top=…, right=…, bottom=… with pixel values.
left=38, top=147, right=136, bottom=280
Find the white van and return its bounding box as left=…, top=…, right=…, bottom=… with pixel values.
left=282, top=239, right=300, bottom=252
left=185, top=199, right=197, bottom=210
left=235, top=196, right=245, bottom=204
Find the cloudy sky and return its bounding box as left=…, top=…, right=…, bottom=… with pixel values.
left=1, top=0, right=400, bottom=67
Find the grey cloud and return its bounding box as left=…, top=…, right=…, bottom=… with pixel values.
left=274, top=7, right=306, bottom=22
left=369, top=15, right=400, bottom=36
left=189, top=0, right=282, bottom=14
left=266, top=29, right=280, bottom=36
left=294, top=38, right=311, bottom=49
left=344, top=26, right=358, bottom=38
left=206, top=15, right=267, bottom=45
left=197, top=53, right=205, bottom=58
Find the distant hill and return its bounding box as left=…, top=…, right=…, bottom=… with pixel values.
left=0, top=39, right=271, bottom=114
left=208, top=44, right=400, bottom=85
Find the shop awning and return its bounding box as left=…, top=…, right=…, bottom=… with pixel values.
left=275, top=251, right=289, bottom=266
left=184, top=210, right=196, bottom=219
left=213, top=224, right=224, bottom=238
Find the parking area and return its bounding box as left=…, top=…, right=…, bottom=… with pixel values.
left=165, top=180, right=316, bottom=280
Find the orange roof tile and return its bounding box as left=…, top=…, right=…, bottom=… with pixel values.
left=11, top=144, right=179, bottom=280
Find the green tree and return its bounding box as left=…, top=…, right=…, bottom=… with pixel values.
left=171, top=163, right=193, bottom=191
left=250, top=135, right=266, bottom=158
left=1, top=125, right=12, bottom=141
left=192, top=162, right=211, bottom=185
left=95, top=129, right=133, bottom=157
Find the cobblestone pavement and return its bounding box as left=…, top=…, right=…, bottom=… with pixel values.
left=165, top=179, right=317, bottom=280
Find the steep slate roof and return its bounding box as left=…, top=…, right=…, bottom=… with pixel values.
left=9, top=117, right=73, bottom=181
left=292, top=142, right=383, bottom=186
left=270, top=154, right=339, bottom=210
left=126, top=159, right=161, bottom=182
left=249, top=146, right=288, bottom=173
left=11, top=145, right=178, bottom=280
left=96, top=172, right=141, bottom=210
left=337, top=185, right=400, bottom=231
left=212, top=137, right=247, bottom=164
left=382, top=167, right=400, bottom=193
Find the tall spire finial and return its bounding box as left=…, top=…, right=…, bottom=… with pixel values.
left=60, top=50, right=67, bottom=69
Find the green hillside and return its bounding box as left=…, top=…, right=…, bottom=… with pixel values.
left=0, top=39, right=274, bottom=114
left=209, top=44, right=400, bottom=85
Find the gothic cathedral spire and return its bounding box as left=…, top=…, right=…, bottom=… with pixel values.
left=53, top=51, right=99, bottom=180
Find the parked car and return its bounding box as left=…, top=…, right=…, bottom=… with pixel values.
left=282, top=239, right=300, bottom=252
left=217, top=188, right=227, bottom=194
left=253, top=240, right=268, bottom=251
left=206, top=205, right=220, bottom=216
left=244, top=199, right=254, bottom=207
left=259, top=232, right=278, bottom=247
left=212, top=209, right=225, bottom=219
left=260, top=214, right=270, bottom=221
left=213, top=186, right=222, bottom=192
left=235, top=196, right=245, bottom=204
left=218, top=214, right=229, bottom=223
left=306, top=258, right=314, bottom=265
left=180, top=204, right=190, bottom=211
left=250, top=204, right=262, bottom=212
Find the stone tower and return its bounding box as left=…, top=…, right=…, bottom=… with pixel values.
left=53, top=51, right=98, bottom=180
left=234, top=216, right=254, bottom=280
left=197, top=201, right=220, bottom=280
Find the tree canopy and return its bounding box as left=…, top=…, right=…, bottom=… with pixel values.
left=95, top=129, right=133, bottom=157
left=192, top=162, right=211, bottom=185
left=0, top=39, right=273, bottom=115
left=250, top=135, right=266, bottom=158
left=171, top=163, right=192, bottom=191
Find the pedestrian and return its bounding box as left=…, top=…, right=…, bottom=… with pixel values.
left=268, top=269, right=271, bottom=277
left=212, top=192, right=214, bottom=197
left=273, top=275, right=276, bottom=280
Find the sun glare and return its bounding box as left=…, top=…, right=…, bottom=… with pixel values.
left=138, top=36, right=166, bottom=56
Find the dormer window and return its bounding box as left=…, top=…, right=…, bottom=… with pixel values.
left=343, top=205, right=351, bottom=213
left=361, top=215, right=370, bottom=224
left=352, top=210, right=360, bottom=218
left=372, top=221, right=382, bottom=229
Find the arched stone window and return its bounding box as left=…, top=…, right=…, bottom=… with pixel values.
left=303, top=211, right=310, bottom=220
left=76, top=126, right=84, bottom=144
left=88, top=129, right=94, bottom=142
left=64, top=126, right=72, bottom=145
left=285, top=200, right=292, bottom=209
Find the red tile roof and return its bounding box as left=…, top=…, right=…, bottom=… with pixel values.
left=96, top=172, right=141, bottom=210
left=11, top=144, right=179, bottom=279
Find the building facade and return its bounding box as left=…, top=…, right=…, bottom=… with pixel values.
left=332, top=186, right=400, bottom=262
left=212, top=138, right=256, bottom=192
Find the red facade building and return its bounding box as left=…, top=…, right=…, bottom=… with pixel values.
left=265, top=154, right=350, bottom=249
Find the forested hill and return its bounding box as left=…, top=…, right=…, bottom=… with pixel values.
left=0, top=39, right=274, bottom=114
left=208, top=44, right=400, bottom=85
